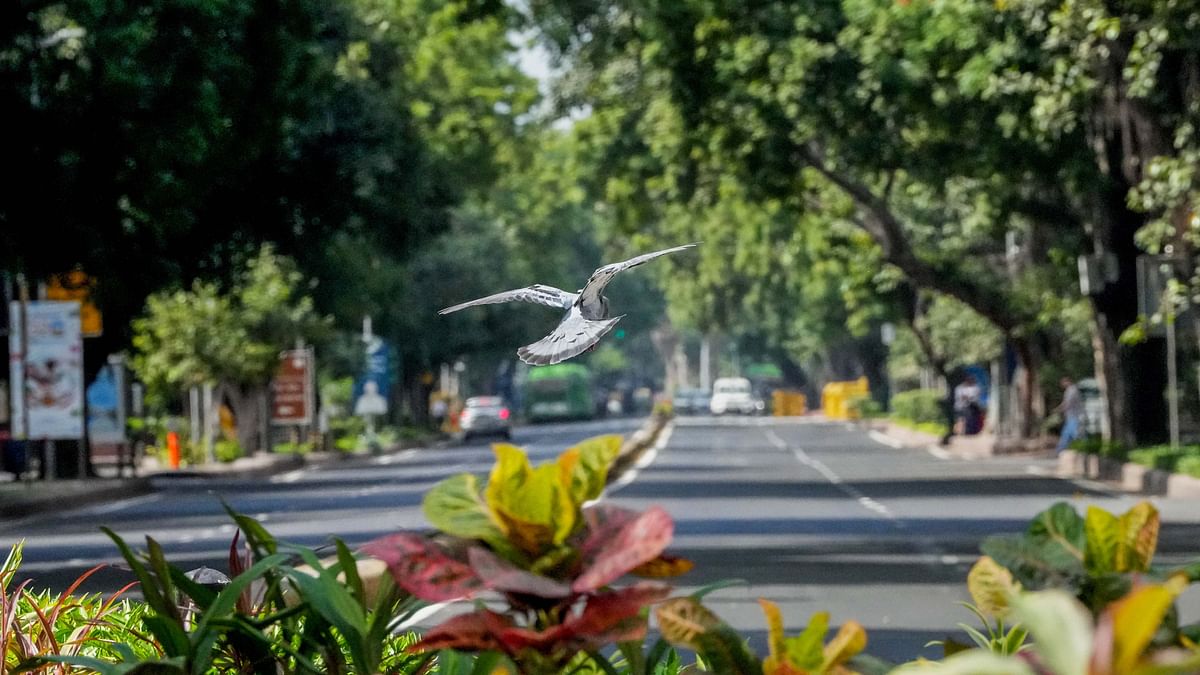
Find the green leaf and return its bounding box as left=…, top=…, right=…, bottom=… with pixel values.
left=566, top=434, right=623, bottom=504
left=1027, top=502, right=1086, bottom=564
left=1085, top=506, right=1120, bottom=574
left=423, top=473, right=512, bottom=555
left=783, top=611, right=827, bottom=671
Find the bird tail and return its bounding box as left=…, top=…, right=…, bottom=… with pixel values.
left=518, top=316, right=622, bottom=366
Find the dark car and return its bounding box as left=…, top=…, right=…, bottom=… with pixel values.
left=672, top=388, right=712, bottom=415
left=458, top=396, right=512, bottom=441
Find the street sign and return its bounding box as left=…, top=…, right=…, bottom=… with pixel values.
left=9, top=301, right=85, bottom=439
left=271, top=349, right=314, bottom=425
left=45, top=271, right=102, bottom=338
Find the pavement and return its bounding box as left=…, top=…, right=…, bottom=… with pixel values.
left=4, top=415, right=1200, bottom=665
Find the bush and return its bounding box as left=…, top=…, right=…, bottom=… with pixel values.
left=891, top=389, right=944, bottom=426
left=1176, top=455, right=1200, bottom=478
left=1127, top=445, right=1196, bottom=471
left=846, top=394, right=883, bottom=419
left=215, top=439, right=244, bottom=463
left=1069, top=437, right=1129, bottom=461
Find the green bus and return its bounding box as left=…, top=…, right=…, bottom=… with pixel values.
left=524, top=364, right=595, bottom=422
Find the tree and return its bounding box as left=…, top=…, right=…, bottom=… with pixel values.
left=131, top=247, right=326, bottom=454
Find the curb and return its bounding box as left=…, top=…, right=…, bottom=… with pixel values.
left=607, top=414, right=672, bottom=486
left=1057, top=449, right=1200, bottom=498
left=0, top=478, right=155, bottom=520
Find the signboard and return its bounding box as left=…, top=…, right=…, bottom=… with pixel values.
left=271, top=349, right=314, bottom=425
left=87, top=363, right=126, bottom=444
left=353, top=337, right=390, bottom=416
left=9, top=301, right=84, bottom=439
left=45, top=271, right=102, bottom=338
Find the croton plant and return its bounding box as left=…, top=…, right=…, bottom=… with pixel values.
left=360, top=435, right=696, bottom=671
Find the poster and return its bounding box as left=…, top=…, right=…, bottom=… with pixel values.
left=353, top=336, right=389, bottom=416
left=87, top=363, right=126, bottom=444
left=10, top=301, right=84, bottom=439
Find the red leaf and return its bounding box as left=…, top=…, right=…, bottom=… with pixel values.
left=562, top=583, right=671, bottom=648
left=573, top=507, right=674, bottom=592
left=407, top=609, right=514, bottom=653
left=467, top=547, right=572, bottom=599
left=361, top=533, right=486, bottom=601
left=577, top=504, right=641, bottom=560
left=497, top=623, right=569, bottom=653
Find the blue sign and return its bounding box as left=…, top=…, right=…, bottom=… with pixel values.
left=87, top=365, right=124, bottom=444
left=353, top=337, right=390, bottom=415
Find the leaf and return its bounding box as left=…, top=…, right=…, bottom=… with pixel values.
left=1085, top=506, right=1120, bottom=575
left=558, top=583, right=671, bottom=649
left=1117, top=502, right=1159, bottom=572
left=1009, top=590, right=1093, bottom=675
left=890, top=650, right=1034, bottom=674
left=1109, top=580, right=1183, bottom=673
left=485, top=444, right=577, bottom=554
left=1027, top=502, right=1086, bottom=564
left=655, top=597, right=721, bottom=650
left=574, top=507, right=674, bottom=592
left=424, top=473, right=512, bottom=555
left=566, top=435, right=623, bottom=504
left=578, top=504, right=641, bottom=560
left=361, top=533, right=486, bottom=601
left=822, top=620, right=867, bottom=670
left=407, top=609, right=513, bottom=654
left=980, top=535, right=1083, bottom=589
left=783, top=611, right=827, bottom=672
left=966, top=556, right=1019, bottom=618
left=759, top=599, right=787, bottom=667
left=466, top=547, right=571, bottom=598
left=631, top=554, right=694, bottom=578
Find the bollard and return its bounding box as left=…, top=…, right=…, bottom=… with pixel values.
left=167, top=431, right=181, bottom=469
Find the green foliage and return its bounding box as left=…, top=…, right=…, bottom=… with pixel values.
left=891, top=390, right=945, bottom=428
left=131, top=245, right=327, bottom=406
left=1128, top=446, right=1200, bottom=473
left=214, top=440, right=244, bottom=464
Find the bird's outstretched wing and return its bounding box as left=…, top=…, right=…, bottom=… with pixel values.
left=517, top=307, right=623, bottom=366
left=439, top=284, right=576, bottom=315
left=578, top=243, right=698, bottom=308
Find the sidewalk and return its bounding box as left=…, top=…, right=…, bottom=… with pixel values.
left=865, top=419, right=1051, bottom=460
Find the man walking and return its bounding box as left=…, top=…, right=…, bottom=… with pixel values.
left=1055, top=376, right=1084, bottom=452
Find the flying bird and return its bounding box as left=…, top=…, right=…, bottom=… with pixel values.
left=439, top=243, right=698, bottom=366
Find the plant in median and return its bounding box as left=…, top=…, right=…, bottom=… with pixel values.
left=362, top=435, right=696, bottom=673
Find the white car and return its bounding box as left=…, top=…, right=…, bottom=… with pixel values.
left=710, top=377, right=758, bottom=415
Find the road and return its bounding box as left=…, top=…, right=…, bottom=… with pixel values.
left=6, top=416, right=1200, bottom=664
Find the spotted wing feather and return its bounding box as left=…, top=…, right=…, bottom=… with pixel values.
left=439, top=284, right=575, bottom=315
left=517, top=307, right=623, bottom=366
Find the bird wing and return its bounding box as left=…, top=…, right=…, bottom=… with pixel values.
left=438, top=284, right=576, bottom=315
left=578, top=243, right=698, bottom=308
left=517, top=307, right=623, bottom=366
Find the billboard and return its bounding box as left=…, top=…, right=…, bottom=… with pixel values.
left=353, top=337, right=389, bottom=416
left=9, top=301, right=85, bottom=440
left=272, top=349, right=314, bottom=425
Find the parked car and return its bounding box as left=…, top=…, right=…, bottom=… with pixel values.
left=458, top=396, right=512, bottom=441
left=710, top=377, right=758, bottom=415
left=672, top=388, right=711, bottom=415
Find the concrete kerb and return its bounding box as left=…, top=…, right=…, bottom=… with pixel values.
left=607, top=414, right=672, bottom=486
left=1057, top=449, right=1199, bottom=498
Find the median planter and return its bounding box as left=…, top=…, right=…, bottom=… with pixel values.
left=1121, top=462, right=1171, bottom=495
left=1060, top=449, right=1195, bottom=497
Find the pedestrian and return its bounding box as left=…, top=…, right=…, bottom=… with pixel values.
left=953, top=375, right=981, bottom=436
left=430, top=395, right=448, bottom=431
left=1055, top=376, right=1085, bottom=452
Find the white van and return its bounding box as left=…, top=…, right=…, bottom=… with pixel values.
left=710, top=377, right=757, bottom=415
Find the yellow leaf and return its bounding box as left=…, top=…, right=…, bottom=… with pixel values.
left=631, top=555, right=694, bottom=578
left=967, top=556, right=1020, bottom=618
left=1117, top=502, right=1158, bottom=572
left=565, top=434, right=623, bottom=504
left=1084, top=506, right=1120, bottom=574
left=1110, top=582, right=1180, bottom=673
left=485, top=443, right=532, bottom=519
left=822, top=621, right=868, bottom=669
left=759, top=599, right=787, bottom=664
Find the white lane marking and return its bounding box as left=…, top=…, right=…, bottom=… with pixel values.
left=868, top=430, right=904, bottom=449
left=765, top=429, right=898, bottom=523
left=926, top=444, right=953, bottom=460
left=374, top=449, right=418, bottom=465
left=272, top=469, right=307, bottom=484
left=83, top=493, right=162, bottom=515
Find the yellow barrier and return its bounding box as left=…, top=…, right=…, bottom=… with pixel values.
left=821, top=377, right=869, bottom=420
left=771, top=390, right=808, bottom=416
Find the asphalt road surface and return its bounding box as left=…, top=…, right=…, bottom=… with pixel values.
left=6, top=416, right=1200, bottom=664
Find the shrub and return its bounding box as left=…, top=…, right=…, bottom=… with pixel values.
left=1069, top=437, right=1129, bottom=461
left=890, top=389, right=944, bottom=426
left=1176, top=455, right=1200, bottom=478
left=215, top=439, right=244, bottom=463
left=846, top=395, right=883, bottom=419
left=1128, top=445, right=1194, bottom=471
